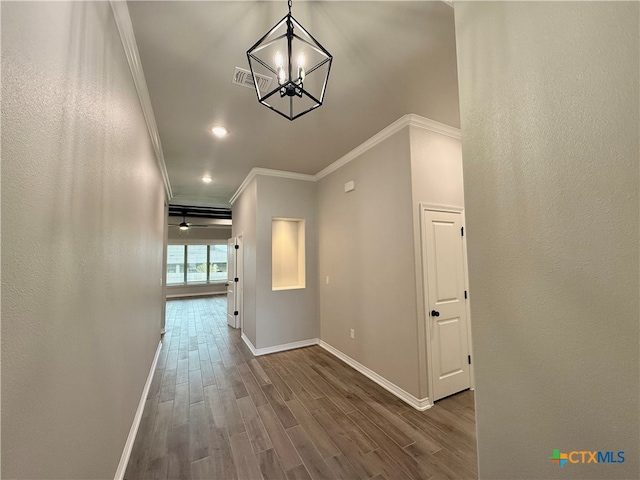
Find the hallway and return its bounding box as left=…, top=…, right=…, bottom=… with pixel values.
left=125, top=297, right=477, bottom=480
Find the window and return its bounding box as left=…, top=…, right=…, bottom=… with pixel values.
left=166, top=243, right=228, bottom=285
left=167, top=245, right=185, bottom=285
left=209, top=244, right=228, bottom=282
left=187, top=245, right=207, bottom=283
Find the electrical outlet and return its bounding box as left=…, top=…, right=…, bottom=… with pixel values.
left=326, top=276, right=330, bottom=285
left=350, top=329, right=355, bottom=339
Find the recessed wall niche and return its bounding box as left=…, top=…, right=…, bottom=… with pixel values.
left=272, top=217, right=306, bottom=290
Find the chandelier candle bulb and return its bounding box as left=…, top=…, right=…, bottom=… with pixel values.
left=210, top=125, right=228, bottom=137
left=297, top=53, right=305, bottom=81
left=275, top=51, right=285, bottom=86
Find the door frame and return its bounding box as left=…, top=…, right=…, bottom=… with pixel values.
left=419, top=203, right=475, bottom=403
left=227, top=237, right=238, bottom=328
left=236, top=234, right=244, bottom=332
left=226, top=234, right=244, bottom=330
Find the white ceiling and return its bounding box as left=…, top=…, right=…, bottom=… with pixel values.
left=127, top=0, right=460, bottom=209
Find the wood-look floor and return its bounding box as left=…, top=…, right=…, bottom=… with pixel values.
left=124, top=297, right=477, bottom=480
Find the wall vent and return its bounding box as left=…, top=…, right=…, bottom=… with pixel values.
left=232, top=67, right=272, bottom=92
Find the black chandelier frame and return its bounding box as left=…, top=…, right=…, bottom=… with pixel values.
left=246, top=0, right=333, bottom=121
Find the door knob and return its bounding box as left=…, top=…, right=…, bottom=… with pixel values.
left=431, top=310, right=440, bottom=317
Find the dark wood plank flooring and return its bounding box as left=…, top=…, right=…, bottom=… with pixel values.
left=124, top=297, right=477, bottom=480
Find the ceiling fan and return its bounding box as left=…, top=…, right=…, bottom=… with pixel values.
left=166, top=213, right=191, bottom=230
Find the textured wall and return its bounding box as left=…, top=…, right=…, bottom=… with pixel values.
left=255, top=176, right=319, bottom=349
left=232, top=175, right=318, bottom=350
left=408, top=125, right=465, bottom=399
left=317, top=123, right=464, bottom=400
left=317, top=128, right=422, bottom=396
left=455, top=1, right=639, bottom=478
left=232, top=178, right=258, bottom=345
left=1, top=2, right=165, bottom=478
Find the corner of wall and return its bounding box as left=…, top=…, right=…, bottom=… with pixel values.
left=316, top=122, right=420, bottom=399
left=254, top=175, right=319, bottom=350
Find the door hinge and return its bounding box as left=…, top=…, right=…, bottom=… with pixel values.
left=235, top=244, right=239, bottom=249
left=461, top=226, right=464, bottom=236
left=464, top=290, right=468, bottom=299
left=234, top=310, right=238, bottom=316
left=234, top=277, right=239, bottom=282
left=468, top=355, right=471, bottom=365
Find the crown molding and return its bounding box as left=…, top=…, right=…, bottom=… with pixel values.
left=229, top=168, right=315, bottom=205
left=229, top=115, right=460, bottom=205
left=407, top=114, right=461, bottom=140
left=110, top=0, right=173, bottom=200
left=314, top=114, right=411, bottom=181
left=315, top=114, right=460, bottom=181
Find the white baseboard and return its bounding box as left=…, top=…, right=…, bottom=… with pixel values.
left=237, top=334, right=432, bottom=411
left=241, top=333, right=319, bottom=357
left=114, top=340, right=162, bottom=480
left=166, top=291, right=226, bottom=299
left=319, top=340, right=433, bottom=411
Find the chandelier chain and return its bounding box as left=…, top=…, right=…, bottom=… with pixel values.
left=288, top=0, right=292, bottom=14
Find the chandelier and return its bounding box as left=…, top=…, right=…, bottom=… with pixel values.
left=247, top=0, right=333, bottom=121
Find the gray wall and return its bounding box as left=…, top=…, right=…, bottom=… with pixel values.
left=256, top=176, right=318, bottom=349
left=317, top=124, right=464, bottom=399
left=409, top=125, right=465, bottom=399
left=317, top=128, right=421, bottom=396
left=1, top=2, right=166, bottom=478
left=232, top=178, right=258, bottom=345
left=232, top=175, right=319, bottom=350
left=455, top=1, right=639, bottom=478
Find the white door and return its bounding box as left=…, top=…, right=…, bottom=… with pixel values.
left=423, top=209, right=471, bottom=401
left=227, top=237, right=238, bottom=328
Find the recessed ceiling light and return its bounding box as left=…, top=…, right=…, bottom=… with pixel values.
left=210, top=125, right=228, bottom=137
left=201, top=176, right=213, bottom=184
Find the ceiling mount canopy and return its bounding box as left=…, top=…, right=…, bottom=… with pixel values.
left=179, top=212, right=189, bottom=231
left=247, top=0, right=333, bottom=121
